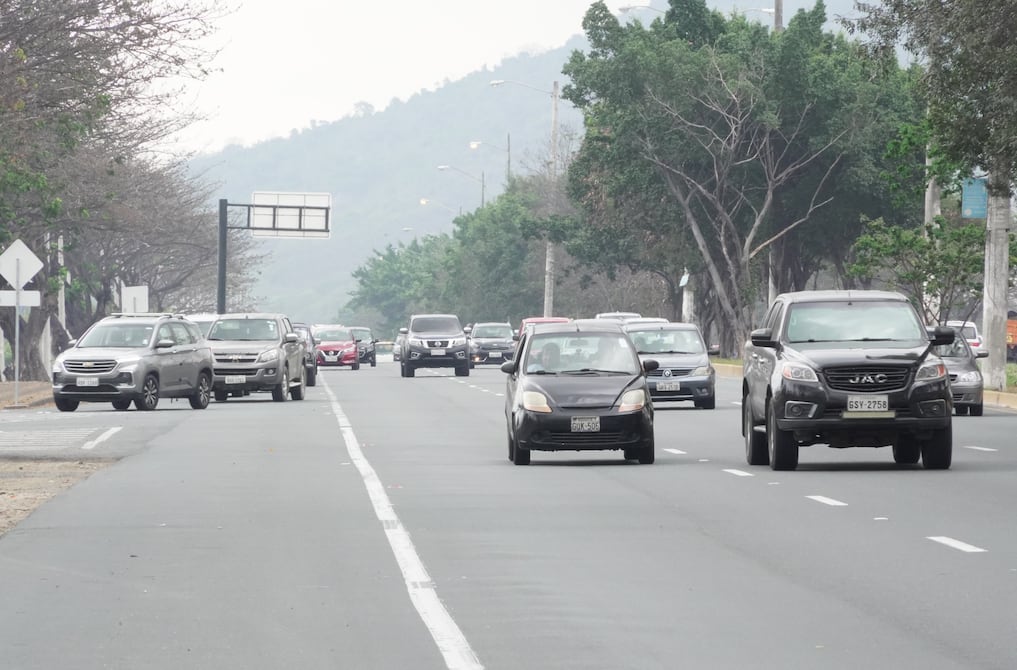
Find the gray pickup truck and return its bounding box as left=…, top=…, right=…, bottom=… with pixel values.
left=206, top=313, right=306, bottom=402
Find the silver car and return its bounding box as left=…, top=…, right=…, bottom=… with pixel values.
left=624, top=321, right=717, bottom=409
left=935, top=335, right=988, bottom=416
left=52, top=313, right=213, bottom=411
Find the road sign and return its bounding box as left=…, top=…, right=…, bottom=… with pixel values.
left=121, top=285, right=149, bottom=312
left=0, top=239, right=44, bottom=288
left=0, top=290, right=40, bottom=307
left=961, top=178, right=988, bottom=219
left=250, top=191, right=331, bottom=238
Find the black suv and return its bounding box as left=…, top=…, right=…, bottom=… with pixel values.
left=52, top=313, right=213, bottom=411
left=466, top=321, right=516, bottom=368
left=350, top=326, right=378, bottom=367
left=742, top=290, right=955, bottom=471
left=399, top=314, right=469, bottom=377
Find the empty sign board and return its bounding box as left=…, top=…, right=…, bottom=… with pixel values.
left=250, top=192, right=331, bottom=238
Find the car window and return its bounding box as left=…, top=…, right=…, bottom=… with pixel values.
left=785, top=301, right=925, bottom=343
left=315, top=327, right=352, bottom=341
left=472, top=324, right=513, bottom=338
left=935, top=338, right=971, bottom=358
left=526, top=333, right=638, bottom=374
left=351, top=328, right=371, bottom=341
left=629, top=329, right=705, bottom=354
left=78, top=323, right=154, bottom=348
left=208, top=318, right=280, bottom=341
left=411, top=316, right=461, bottom=332
left=169, top=322, right=194, bottom=345
left=184, top=323, right=203, bottom=342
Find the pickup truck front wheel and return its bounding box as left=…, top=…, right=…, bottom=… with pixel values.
left=767, top=401, right=798, bottom=471
left=922, top=428, right=952, bottom=469
left=272, top=367, right=289, bottom=402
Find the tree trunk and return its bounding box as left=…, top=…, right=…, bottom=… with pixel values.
left=982, top=167, right=1011, bottom=391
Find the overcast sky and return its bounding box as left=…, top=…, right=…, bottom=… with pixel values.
left=169, top=0, right=632, bottom=154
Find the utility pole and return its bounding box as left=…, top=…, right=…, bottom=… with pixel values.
left=543, top=80, right=559, bottom=317
left=766, top=3, right=784, bottom=304
left=982, top=169, right=1010, bottom=391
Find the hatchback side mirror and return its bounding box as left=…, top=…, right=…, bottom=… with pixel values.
left=642, top=359, right=659, bottom=374
left=500, top=360, right=517, bottom=374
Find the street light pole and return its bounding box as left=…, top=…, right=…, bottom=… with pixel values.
left=437, top=165, right=485, bottom=207
left=544, top=81, right=560, bottom=317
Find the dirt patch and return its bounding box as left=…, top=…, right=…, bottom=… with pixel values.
left=0, top=459, right=113, bottom=536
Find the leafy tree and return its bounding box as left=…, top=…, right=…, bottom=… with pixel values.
left=562, top=0, right=919, bottom=353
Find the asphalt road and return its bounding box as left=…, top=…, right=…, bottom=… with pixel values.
left=1, top=363, right=1015, bottom=669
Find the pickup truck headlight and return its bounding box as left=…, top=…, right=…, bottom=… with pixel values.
left=450, top=336, right=466, bottom=347
left=409, top=338, right=426, bottom=347
left=915, top=360, right=947, bottom=381
left=781, top=363, right=818, bottom=382
left=618, top=389, right=647, bottom=412
left=257, top=349, right=279, bottom=363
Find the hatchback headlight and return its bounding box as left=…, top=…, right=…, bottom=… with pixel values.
left=257, top=349, right=279, bottom=363
left=618, top=389, right=647, bottom=412
left=956, top=370, right=982, bottom=383
left=781, top=363, right=818, bottom=382
left=915, top=360, right=947, bottom=381
left=691, top=365, right=713, bottom=377
left=522, top=391, right=552, bottom=413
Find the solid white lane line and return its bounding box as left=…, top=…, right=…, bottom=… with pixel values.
left=963, top=445, right=998, bottom=452
left=663, top=448, right=687, bottom=455
left=723, top=469, right=754, bottom=477
left=323, top=382, right=483, bottom=670
left=806, top=495, right=848, bottom=507
left=82, top=426, right=122, bottom=450
left=927, top=536, right=987, bottom=553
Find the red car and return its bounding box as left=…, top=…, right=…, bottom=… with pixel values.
left=313, top=325, right=360, bottom=370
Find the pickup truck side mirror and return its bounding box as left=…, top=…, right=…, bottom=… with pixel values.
left=399, top=327, right=408, bottom=335
left=284, top=333, right=299, bottom=343
left=928, top=326, right=955, bottom=347
left=749, top=328, right=777, bottom=348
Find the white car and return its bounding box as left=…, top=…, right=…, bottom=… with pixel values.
left=946, top=320, right=982, bottom=349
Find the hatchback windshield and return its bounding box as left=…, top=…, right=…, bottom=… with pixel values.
left=785, top=301, right=926, bottom=343
left=934, top=337, right=972, bottom=359
left=77, top=323, right=154, bottom=348
left=628, top=328, right=705, bottom=354
left=208, top=318, right=279, bottom=341
left=525, top=333, right=639, bottom=374
left=411, top=317, right=460, bottom=332
left=472, top=324, right=513, bottom=339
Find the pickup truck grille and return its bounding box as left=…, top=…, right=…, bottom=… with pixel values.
left=64, top=360, right=117, bottom=374
left=427, top=340, right=449, bottom=348
left=824, top=366, right=910, bottom=393
left=214, top=353, right=259, bottom=363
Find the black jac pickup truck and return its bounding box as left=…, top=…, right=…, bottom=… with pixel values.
left=742, top=290, right=956, bottom=471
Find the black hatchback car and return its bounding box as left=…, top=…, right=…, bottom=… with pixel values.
left=467, top=321, right=516, bottom=367
left=501, top=319, right=658, bottom=465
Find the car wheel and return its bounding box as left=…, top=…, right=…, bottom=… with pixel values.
left=134, top=374, right=159, bottom=411
left=112, top=399, right=132, bottom=411
left=272, top=367, right=289, bottom=402
left=306, top=365, right=317, bottom=387
left=892, top=435, right=921, bottom=464
left=352, top=360, right=360, bottom=371
left=969, top=403, right=983, bottom=417
left=921, top=428, right=952, bottom=469
left=290, top=365, right=306, bottom=400
left=469, top=361, right=476, bottom=369
left=507, top=430, right=516, bottom=462
left=455, top=364, right=469, bottom=377
left=405, top=363, right=415, bottom=378
left=214, top=389, right=228, bottom=402
left=370, top=355, right=377, bottom=368
left=512, top=442, right=530, bottom=465
left=188, top=372, right=211, bottom=409
left=55, top=397, right=79, bottom=412
left=955, top=405, right=969, bottom=415
left=743, top=396, right=768, bottom=466
left=696, top=395, right=716, bottom=410
left=623, top=448, right=638, bottom=461
left=637, top=437, right=655, bottom=465
left=766, top=400, right=798, bottom=471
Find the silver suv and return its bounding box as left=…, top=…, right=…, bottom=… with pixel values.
left=52, top=313, right=213, bottom=411
left=206, top=313, right=306, bottom=402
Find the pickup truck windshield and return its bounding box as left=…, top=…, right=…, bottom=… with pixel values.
left=785, top=301, right=925, bottom=343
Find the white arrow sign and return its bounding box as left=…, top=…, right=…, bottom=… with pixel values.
left=0, top=239, right=44, bottom=289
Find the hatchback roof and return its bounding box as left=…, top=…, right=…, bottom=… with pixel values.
left=531, top=318, right=626, bottom=335
left=623, top=321, right=700, bottom=332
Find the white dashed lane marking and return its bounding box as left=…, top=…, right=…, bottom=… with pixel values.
left=663, top=448, right=687, bottom=455
left=962, top=445, right=997, bottom=452
left=723, top=469, right=754, bottom=477
left=806, top=495, right=848, bottom=507
left=927, top=536, right=987, bottom=553
left=83, top=426, right=123, bottom=450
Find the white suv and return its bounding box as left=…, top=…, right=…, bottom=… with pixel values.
left=946, top=320, right=982, bottom=349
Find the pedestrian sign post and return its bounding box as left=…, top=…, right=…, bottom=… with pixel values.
left=0, top=239, right=44, bottom=407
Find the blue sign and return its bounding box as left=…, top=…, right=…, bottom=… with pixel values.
left=961, top=177, right=988, bottom=219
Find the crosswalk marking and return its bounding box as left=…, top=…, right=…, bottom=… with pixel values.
left=0, top=428, right=102, bottom=451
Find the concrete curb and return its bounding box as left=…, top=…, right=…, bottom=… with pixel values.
left=714, top=363, right=1017, bottom=411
